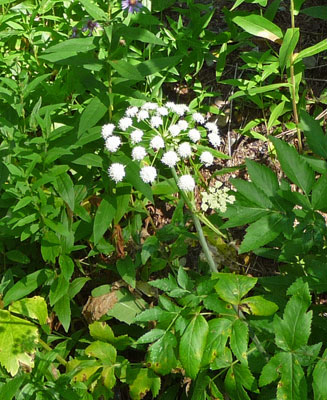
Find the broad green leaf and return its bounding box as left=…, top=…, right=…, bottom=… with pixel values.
left=216, top=42, right=227, bottom=82
left=126, top=367, right=161, bottom=400
left=93, top=195, right=116, bottom=245
left=299, top=110, right=327, bottom=158
left=225, top=364, right=257, bottom=400
left=260, top=352, right=307, bottom=399
left=134, top=307, right=175, bottom=324
left=42, top=37, right=97, bottom=54
left=230, top=179, right=274, bottom=209
left=248, top=83, right=291, bottom=95
left=274, top=281, right=312, bottom=351
left=114, top=183, right=131, bottom=224
left=221, top=205, right=269, bottom=228
left=179, top=314, right=209, bottom=379
left=117, top=256, right=136, bottom=288
left=295, top=39, right=327, bottom=61
left=232, top=15, right=282, bottom=42
left=191, top=371, right=211, bottom=400
left=78, top=97, right=107, bottom=136
left=59, top=255, right=74, bottom=281
left=3, top=269, right=53, bottom=307
left=108, top=60, right=143, bottom=81
left=43, top=218, right=70, bottom=237
left=313, top=349, right=327, bottom=400
left=85, top=341, right=116, bottom=363
left=102, top=365, right=116, bottom=390
left=241, top=296, right=278, bottom=316
left=312, top=175, right=327, bottom=211
left=136, top=56, right=181, bottom=76
left=141, top=236, right=159, bottom=264
left=203, top=294, right=235, bottom=316
left=72, top=153, right=103, bottom=168
left=56, top=173, right=75, bottom=211
left=89, top=321, right=115, bottom=342
left=267, top=101, right=285, bottom=130
left=230, top=319, right=248, bottom=365
left=79, top=0, right=107, bottom=20
left=202, top=318, right=232, bottom=366
left=49, top=274, right=69, bottom=306
left=302, top=6, right=327, bottom=20
left=301, top=155, right=327, bottom=174
left=0, top=375, right=25, bottom=400
left=147, top=332, right=177, bottom=375
left=294, top=0, right=306, bottom=14
left=68, top=277, right=90, bottom=299
left=214, top=273, right=257, bottom=305
left=279, top=28, right=300, bottom=72
left=53, top=295, right=71, bottom=332
left=119, top=26, right=166, bottom=46
left=9, top=296, right=48, bottom=325
left=177, top=266, right=191, bottom=290
left=245, top=159, right=279, bottom=197
left=12, top=196, right=33, bottom=212
left=239, top=213, right=285, bottom=254
left=137, top=329, right=165, bottom=344
left=0, top=310, right=39, bottom=376
left=5, top=249, right=30, bottom=264
left=107, top=288, right=146, bottom=325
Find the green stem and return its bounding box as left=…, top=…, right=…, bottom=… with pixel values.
left=38, top=338, right=68, bottom=366
left=170, top=168, right=218, bottom=273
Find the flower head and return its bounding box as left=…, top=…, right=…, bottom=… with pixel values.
left=157, top=106, right=168, bottom=116
left=140, top=166, right=157, bottom=183
left=108, top=163, right=125, bottom=183
left=105, top=135, right=121, bottom=152
left=192, top=112, right=205, bottom=124
left=122, top=0, right=143, bottom=13
left=125, top=106, right=138, bottom=117
left=132, top=146, right=147, bottom=161
left=200, top=151, right=214, bottom=167
left=178, top=175, right=195, bottom=191
left=178, top=120, right=188, bottom=131
left=150, top=135, right=165, bottom=150
left=205, top=122, right=219, bottom=134
left=137, top=110, right=149, bottom=122
left=208, top=132, right=221, bottom=148
left=188, top=128, right=201, bottom=143
left=150, top=115, right=163, bottom=128
left=177, top=142, right=192, bottom=158
left=119, top=117, right=133, bottom=131
left=130, top=129, right=143, bottom=144
left=169, top=124, right=181, bottom=137
left=101, top=123, right=115, bottom=140
left=161, top=150, right=179, bottom=167
left=171, top=103, right=189, bottom=116
left=142, top=102, right=158, bottom=111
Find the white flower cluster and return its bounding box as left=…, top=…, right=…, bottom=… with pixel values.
left=103, top=101, right=222, bottom=188
left=201, top=181, right=236, bottom=213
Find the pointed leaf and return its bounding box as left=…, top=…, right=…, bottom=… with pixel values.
left=202, top=318, right=232, bottom=366
left=246, top=159, right=279, bottom=197
left=313, top=349, right=327, bottom=400
left=299, top=110, right=327, bottom=158
left=147, top=332, right=177, bottom=375
left=117, top=256, right=136, bottom=288
left=311, top=175, right=327, bottom=211
left=279, top=28, right=300, bottom=72
left=232, top=15, right=282, bottom=42
left=93, top=195, right=116, bottom=245
left=269, top=136, right=314, bottom=195
left=126, top=368, right=161, bottom=400
left=179, top=314, right=209, bottom=379
left=56, top=173, right=75, bottom=211
left=214, top=273, right=257, bottom=305
left=9, top=296, right=48, bottom=325
left=230, top=179, right=274, bottom=208
left=241, top=296, right=278, bottom=316
left=230, top=319, right=248, bottom=365
left=85, top=341, right=116, bottom=363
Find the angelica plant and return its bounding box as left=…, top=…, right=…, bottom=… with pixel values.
left=102, top=101, right=229, bottom=272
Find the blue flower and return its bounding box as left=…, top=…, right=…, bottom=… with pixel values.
left=122, top=0, right=143, bottom=13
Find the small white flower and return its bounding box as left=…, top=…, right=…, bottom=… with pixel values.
left=192, top=112, right=205, bottom=124
left=157, top=106, right=168, bottom=116
left=108, top=163, right=125, bottom=183
left=200, top=151, right=214, bottom=167
left=171, top=104, right=189, bottom=116
left=140, top=166, right=157, bottom=184
left=177, top=142, right=192, bottom=158
left=137, top=110, right=149, bottom=121
left=165, top=102, right=176, bottom=110
left=169, top=124, right=181, bottom=137
left=150, top=135, right=165, bottom=150
left=161, top=150, right=179, bottom=167
left=205, top=122, right=219, bottom=134
left=101, top=123, right=115, bottom=140
left=150, top=115, right=163, bottom=128
left=142, top=102, right=158, bottom=111
left=208, top=133, right=221, bottom=148
left=188, top=128, right=201, bottom=143
left=125, top=106, right=138, bottom=117
left=119, top=117, right=133, bottom=131
left=105, top=135, right=121, bottom=152
left=178, top=120, right=188, bottom=131
left=178, top=175, right=195, bottom=191
left=132, top=146, right=147, bottom=161
left=130, top=129, right=143, bottom=144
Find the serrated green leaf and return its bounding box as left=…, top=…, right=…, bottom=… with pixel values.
left=225, top=363, right=257, bottom=400
left=9, top=296, right=48, bottom=325
left=89, top=321, right=115, bottom=342
left=59, top=254, right=74, bottom=281
left=49, top=274, right=69, bottom=306
left=141, top=236, right=159, bottom=264
left=107, top=288, right=146, bottom=325
left=245, top=159, right=279, bottom=198
left=55, top=173, right=75, bottom=211
left=177, top=266, right=191, bottom=290
left=269, top=136, right=314, bottom=195
left=93, top=195, right=116, bottom=245
left=147, top=332, right=177, bottom=375
left=53, top=295, right=71, bottom=332
left=299, top=110, right=327, bottom=158
left=179, top=314, right=208, bottom=379
left=117, top=256, right=136, bottom=288
left=203, top=294, right=235, bottom=316
left=126, top=367, right=161, bottom=400
left=0, top=374, right=25, bottom=400
left=274, top=281, right=312, bottom=351
left=149, top=274, right=178, bottom=292
left=0, top=310, right=39, bottom=376
left=230, top=319, right=248, bottom=365
left=202, top=318, right=232, bottom=366
left=260, top=352, right=307, bottom=399
left=239, top=213, right=285, bottom=254
left=214, top=273, right=257, bottom=305
left=78, top=97, right=107, bottom=136
left=221, top=205, right=269, bottom=228
left=313, top=349, right=327, bottom=400
left=85, top=341, right=116, bottom=363
left=134, top=307, right=174, bottom=324
left=137, top=329, right=165, bottom=344
left=241, top=296, right=278, bottom=316
left=312, top=175, right=327, bottom=211
left=230, top=179, right=274, bottom=209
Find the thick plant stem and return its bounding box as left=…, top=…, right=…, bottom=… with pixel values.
left=170, top=168, right=218, bottom=273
